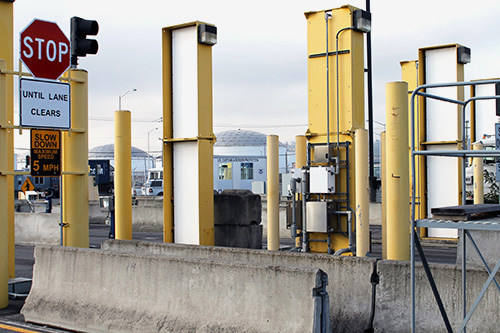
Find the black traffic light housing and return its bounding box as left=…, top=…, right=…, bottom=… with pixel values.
left=71, top=16, right=99, bottom=67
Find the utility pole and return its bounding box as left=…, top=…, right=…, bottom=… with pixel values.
left=366, top=0, right=376, bottom=202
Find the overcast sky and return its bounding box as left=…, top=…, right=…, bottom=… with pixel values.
left=10, top=0, right=500, bottom=156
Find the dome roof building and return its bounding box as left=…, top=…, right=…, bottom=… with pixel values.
left=89, top=144, right=149, bottom=159
left=213, top=129, right=293, bottom=194
left=215, top=129, right=285, bottom=147
left=215, top=129, right=268, bottom=147
left=89, top=144, right=155, bottom=186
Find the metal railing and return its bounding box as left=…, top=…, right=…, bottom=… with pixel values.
left=410, top=79, right=500, bottom=332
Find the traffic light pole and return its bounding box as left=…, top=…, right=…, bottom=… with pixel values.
left=62, top=69, right=89, bottom=247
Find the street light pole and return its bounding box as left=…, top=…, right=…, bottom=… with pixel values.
left=147, top=127, right=158, bottom=175
left=118, top=88, right=137, bottom=110
left=373, top=120, right=386, bottom=131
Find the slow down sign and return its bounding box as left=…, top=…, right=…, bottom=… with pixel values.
left=31, top=129, right=61, bottom=177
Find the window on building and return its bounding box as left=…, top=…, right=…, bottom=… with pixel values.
left=219, top=163, right=232, bottom=180
left=33, top=177, right=44, bottom=185
left=241, top=162, right=253, bottom=180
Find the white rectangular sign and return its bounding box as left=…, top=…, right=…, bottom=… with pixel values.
left=20, top=78, right=70, bottom=129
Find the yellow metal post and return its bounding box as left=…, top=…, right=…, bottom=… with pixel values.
left=62, top=69, right=89, bottom=247
left=294, top=135, right=306, bottom=247
left=0, top=60, right=8, bottom=308
left=114, top=111, right=132, bottom=239
left=162, top=27, right=174, bottom=243
left=473, top=142, right=484, bottom=204
left=386, top=82, right=410, bottom=261
left=305, top=6, right=365, bottom=253
left=381, top=131, right=387, bottom=259
left=197, top=35, right=215, bottom=246
left=267, top=135, right=279, bottom=251
left=401, top=60, right=425, bottom=222
left=0, top=0, right=15, bottom=280
left=355, top=129, right=369, bottom=257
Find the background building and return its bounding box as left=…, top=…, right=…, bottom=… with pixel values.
left=213, top=129, right=294, bottom=193
left=89, top=144, right=155, bottom=186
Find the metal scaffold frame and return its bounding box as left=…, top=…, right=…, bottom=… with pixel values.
left=410, top=79, right=500, bottom=332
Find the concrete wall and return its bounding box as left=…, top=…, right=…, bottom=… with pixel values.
left=456, top=229, right=500, bottom=268
left=22, top=246, right=329, bottom=333
left=131, top=197, right=163, bottom=231
left=89, top=200, right=107, bottom=224
left=90, top=197, right=164, bottom=229
left=103, top=239, right=375, bottom=332
left=15, top=212, right=60, bottom=246
left=261, top=198, right=292, bottom=239
left=104, top=240, right=500, bottom=332
left=376, top=260, right=500, bottom=332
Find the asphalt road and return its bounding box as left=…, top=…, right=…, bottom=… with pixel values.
left=0, top=224, right=457, bottom=333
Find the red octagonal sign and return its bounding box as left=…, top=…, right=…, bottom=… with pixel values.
left=20, top=19, right=70, bottom=80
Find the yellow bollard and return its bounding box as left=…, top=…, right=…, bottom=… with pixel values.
left=62, top=69, right=89, bottom=247
left=473, top=142, right=484, bottom=204
left=381, top=131, right=387, bottom=259
left=386, top=82, right=410, bottom=261
left=355, top=129, right=370, bottom=257
left=295, top=135, right=307, bottom=169
left=267, top=135, right=279, bottom=251
left=114, top=111, right=132, bottom=240
left=0, top=0, right=15, bottom=280
left=0, top=60, right=8, bottom=308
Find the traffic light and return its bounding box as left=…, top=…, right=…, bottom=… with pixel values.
left=70, top=16, right=99, bottom=67
left=25, top=155, right=30, bottom=169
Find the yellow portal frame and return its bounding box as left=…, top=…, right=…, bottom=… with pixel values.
left=403, top=44, right=465, bottom=239
left=162, top=22, right=215, bottom=245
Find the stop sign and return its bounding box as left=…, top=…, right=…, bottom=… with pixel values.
left=20, top=19, right=70, bottom=80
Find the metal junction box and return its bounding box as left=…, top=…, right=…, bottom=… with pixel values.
left=314, top=146, right=336, bottom=164
left=286, top=203, right=302, bottom=230
left=306, top=201, right=328, bottom=233
left=309, top=166, right=335, bottom=194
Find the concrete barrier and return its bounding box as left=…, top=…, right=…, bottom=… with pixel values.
left=376, top=259, right=500, bottom=332
left=103, top=239, right=375, bottom=332
left=456, top=229, right=500, bottom=268
left=214, top=190, right=261, bottom=226
left=15, top=212, right=60, bottom=246
left=261, top=198, right=293, bottom=239
left=89, top=200, right=107, bottom=224
left=22, top=246, right=330, bottom=333
left=131, top=197, right=164, bottom=231
left=214, top=190, right=263, bottom=248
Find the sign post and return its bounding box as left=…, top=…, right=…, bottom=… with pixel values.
left=30, top=129, right=61, bottom=177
